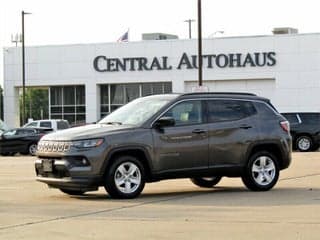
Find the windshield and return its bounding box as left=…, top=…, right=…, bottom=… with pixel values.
left=99, top=95, right=177, bottom=126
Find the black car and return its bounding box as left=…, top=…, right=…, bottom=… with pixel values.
left=282, top=112, right=320, bottom=152
left=35, top=93, right=291, bottom=199
left=0, top=127, right=51, bottom=156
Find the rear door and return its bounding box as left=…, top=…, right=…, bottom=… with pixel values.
left=152, top=100, right=209, bottom=173
left=206, top=99, right=259, bottom=167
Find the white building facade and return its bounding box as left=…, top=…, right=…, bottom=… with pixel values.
left=3, top=33, right=320, bottom=127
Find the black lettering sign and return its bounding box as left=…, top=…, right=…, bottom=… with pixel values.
left=93, top=52, right=277, bottom=72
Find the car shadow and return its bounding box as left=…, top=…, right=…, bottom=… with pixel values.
left=70, top=186, right=320, bottom=207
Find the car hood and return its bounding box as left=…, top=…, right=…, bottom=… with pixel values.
left=41, top=124, right=136, bottom=141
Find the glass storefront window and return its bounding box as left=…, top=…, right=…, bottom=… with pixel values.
left=49, top=85, right=85, bottom=126
left=100, top=82, right=172, bottom=118
left=63, top=86, right=75, bottom=105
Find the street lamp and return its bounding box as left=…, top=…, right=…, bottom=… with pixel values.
left=184, top=19, right=195, bottom=39
left=21, top=10, right=31, bottom=125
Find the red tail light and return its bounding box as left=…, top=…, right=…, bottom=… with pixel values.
left=280, top=120, right=290, bottom=133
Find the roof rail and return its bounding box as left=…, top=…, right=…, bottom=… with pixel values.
left=181, top=92, right=257, bottom=96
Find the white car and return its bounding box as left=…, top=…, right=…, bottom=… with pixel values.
left=23, top=119, right=70, bottom=131
left=0, top=119, right=9, bottom=135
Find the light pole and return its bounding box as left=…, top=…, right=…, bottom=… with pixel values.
left=197, top=0, right=203, bottom=87
left=21, top=10, right=31, bottom=125
left=184, top=19, right=195, bottom=39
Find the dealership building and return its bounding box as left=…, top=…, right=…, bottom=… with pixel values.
left=3, top=28, right=320, bottom=127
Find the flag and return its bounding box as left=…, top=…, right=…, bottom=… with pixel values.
left=117, top=30, right=129, bottom=42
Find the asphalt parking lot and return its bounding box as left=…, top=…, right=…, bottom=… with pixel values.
left=0, top=152, right=319, bottom=240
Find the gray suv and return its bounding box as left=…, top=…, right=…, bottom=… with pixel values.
left=35, top=93, right=292, bottom=199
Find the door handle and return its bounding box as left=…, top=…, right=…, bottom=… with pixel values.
left=239, top=124, right=252, bottom=129
left=192, top=129, right=207, bottom=134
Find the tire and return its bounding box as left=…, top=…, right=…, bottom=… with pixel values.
left=1, top=152, right=15, bottom=156
left=191, top=176, right=222, bottom=188
left=296, top=135, right=313, bottom=152
left=241, top=151, right=279, bottom=191
left=28, top=143, right=38, bottom=156
left=60, top=189, right=85, bottom=196
left=104, top=155, right=145, bottom=199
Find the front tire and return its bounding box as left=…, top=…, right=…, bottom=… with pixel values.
left=242, top=151, right=279, bottom=191
left=104, top=156, right=145, bottom=199
left=28, top=143, right=38, bottom=155
left=191, top=177, right=222, bottom=188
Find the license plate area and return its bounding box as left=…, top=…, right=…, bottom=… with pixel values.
left=42, top=160, right=53, bottom=172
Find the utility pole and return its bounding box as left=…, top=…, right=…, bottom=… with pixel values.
left=197, top=0, right=203, bottom=86
left=184, top=19, right=195, bottom=39
left=21, top=10, right=31, bottom=125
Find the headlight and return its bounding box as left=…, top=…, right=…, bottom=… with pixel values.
left=71, top=139, right=104, bottom=149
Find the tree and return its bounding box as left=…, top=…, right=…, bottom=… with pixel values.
left=20, top=88, right=49, bottom=124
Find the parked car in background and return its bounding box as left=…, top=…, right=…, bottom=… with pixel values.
left=282, top=112, right=320, bottom=152
left=0, top=119, right=9, bottom=135
left=0, top=127, right=51, bottom=156
left=23, top=119, right=70, bottom=131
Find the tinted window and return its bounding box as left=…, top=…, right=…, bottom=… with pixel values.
left=282, top=113, right=299, bottom=124
left=40, top=121, right=52, bottom=128
left=207, top=100, right=256, bottom=122
left=25, top=122, right=38, bottom=127
left=57, top=121, right=69, bottom=130
left=255, top=102, right=277, bottom=118
left=163, top=100, right=203, bottom=126
left=300, top=113, right=320, bottom=124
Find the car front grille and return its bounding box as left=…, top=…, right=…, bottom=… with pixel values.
left=37, top=141, right=71, bottom=153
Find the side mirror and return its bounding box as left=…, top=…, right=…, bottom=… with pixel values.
left=154, top=117, right=175, bottom=128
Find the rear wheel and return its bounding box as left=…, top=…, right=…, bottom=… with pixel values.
left=104, top=156, right=145, bottom=199
left=242, top=151, right=279, bottom=191
left=191, top=176, right=222, bottom=188
left=296, top=135, right=313, bottom=152
left=60, top=189, right=85, bottom=196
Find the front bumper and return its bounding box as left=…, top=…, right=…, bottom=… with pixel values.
left=35, top=158, right=102, bottom=191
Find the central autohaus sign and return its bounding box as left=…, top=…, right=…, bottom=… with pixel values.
left=93, top=52, right=276, bottom=72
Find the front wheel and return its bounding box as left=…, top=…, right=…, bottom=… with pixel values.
left=241, top=151, right=279, bottom=191
left=104, top=156, right=145, bottom=199
left=191, top=176, right=222, bottom=188
left=28, top=143, right=38, bottom=155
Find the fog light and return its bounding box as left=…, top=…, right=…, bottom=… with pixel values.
left=82, top=158, right=88, bottom=165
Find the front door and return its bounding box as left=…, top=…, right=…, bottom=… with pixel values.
left=152, top=100, right=209, bottom=173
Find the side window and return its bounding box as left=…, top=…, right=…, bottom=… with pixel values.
left=162, top=100, right=203, bottom=126
left=25, top=122, right=38, bottom=127
left=255, top=102, right=277, bottom=118
left=283, top=114, right=299, bottom=124
left=207, top=100, right=256, bottom=122
left=300, top=113, right=320, bottom=124
left=40, top=121, right=52, bottom=128
left=57, top=121, right=69, bottom=130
